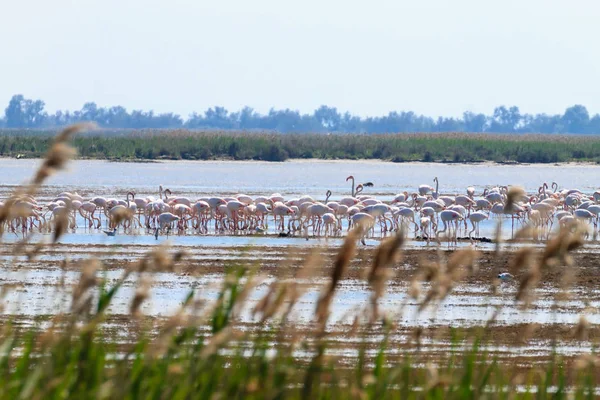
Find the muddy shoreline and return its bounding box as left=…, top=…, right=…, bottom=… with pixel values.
left=0, top=240, right=598, bottom=368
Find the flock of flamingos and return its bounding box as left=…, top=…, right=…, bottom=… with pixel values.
left=4, top=176, right=600, bottom=245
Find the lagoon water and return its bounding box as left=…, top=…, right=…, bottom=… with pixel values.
left=1, top=158, right=598, bottom=243
left=0, top=158, right=597, bottom=335
left=0, top=159, right=598, bottom=199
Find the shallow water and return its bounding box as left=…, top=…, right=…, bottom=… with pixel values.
left=2, top=267, right=594, bottom=327
left=1, top=159, right=598, bottom=337
left=1, top=159, right=599, bottom=199
left=3, top=158, right=599, bottom=242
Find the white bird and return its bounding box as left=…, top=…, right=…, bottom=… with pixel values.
left=497, top=272, right=513, bottom=281
left=103, top=227, right=117, bottom=236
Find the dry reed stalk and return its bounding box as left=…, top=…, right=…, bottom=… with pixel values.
left=52, top=207, right=70, bottom=243
left=425, top=363, right=451, bottom=391
left=519, top=323, right=540, bottom=344
left=281, top=248, right=323, bottom=322
left=29, top=124, right=95, bottom=192
left=574, top=315, right=590, bottom=341
left=494, top=220, right=503, bottom=255
left=315, top=226, right=361, bottom=328
left=504, top=186, right=525, bottom=214
left=131, top=245, right=185, bottom=273
left=556, top=268, right=577, bottom=302
left=130, top=275, right=152, bottom=318
left=515, top=266, right=541, bottom=308
left=107, top=207, right=134, bottom=229
left=367, top=231, right=404, bottom=321
left=417, top=249, right=479, bottom=313
left=510, top=225, right=538, bottom=243
left=446, top=248, right=479, bottom=280
left=484, top=305, right=502, bottom=328
left=199, top=326, right=242, bottom=359
left=0, top=124, right=93, bottom=239
left=253, top=281, right=289, bottom=322
left=541, top=224, right=584, bottom=269
left=574, top=354, right=600, bottom=370
left=231, top=273, right=265, bottom=319
left=71, top=259, right=101, bottom=317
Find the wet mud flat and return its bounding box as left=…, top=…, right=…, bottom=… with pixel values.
left=0, top=239, right=598, bottom=368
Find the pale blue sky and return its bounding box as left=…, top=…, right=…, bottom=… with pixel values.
left=2, top=0, right=599, bottom=118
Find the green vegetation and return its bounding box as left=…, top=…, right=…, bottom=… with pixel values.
left=2, top=130, right=600, bottom=163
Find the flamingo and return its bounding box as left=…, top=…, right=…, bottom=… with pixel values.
left=154, top=212, right=180, bottom=239
left=574, top=208, right=594, bottom=236
left=273, top=202, right=294, bottom=231
left=321, top=213, right=338, bottom=237
left=418, top=183, right=434, bottom=196
left=467, top=187, right=475, bottom=199
left=436, top=209, right=464, bottom=246
left=468, top=211, right=489, bottom=243
left=432, top=177, right=439, bottom=199
left=420, top=216, right=436, bottom=244
left=105, top=192, right=136, bottom=230
left=350, top=212, right=375, bottom=245
left=393, top=208, right=419, bottom=237
left=346, top=176, right=373, bottom=197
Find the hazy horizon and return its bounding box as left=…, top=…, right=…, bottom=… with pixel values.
left=3, top=0, right=600, bottom=118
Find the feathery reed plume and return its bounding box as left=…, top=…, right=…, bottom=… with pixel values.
left=409, top=257, right=439, bottom=301
left=29, top=123, right=96, bottom=194
left=367, top=230, right=404, bottom=284
left=556, top=267, right=577, bottom=302
left=52, top=206, right=70, bottom=243
left=130, top=275, right=152, bottom=318
left=231, top=273, right=265, bottom=319
left=574, top=315, right=590, bottom=341
left=199, top=327, right=240, bottom=359
left=511, top=247, right=540, bottom=307
left=493, top=220, right=503, bottom=255
left=515, top=262, right=540, bottom=308
left=519, top=323, right=540, bottom=344
left=509, top=225, right=538, bottom=243
left=71, top=259, right=100, bottom=317
left=108, top=207, right=134, bottom=229
left=446, top=248, right=479, bottom=280
left=574, top=354, right=600, bottom=370
left=417, top=249, right=479, bottom=313
left=281, top=248, right=323, bottom=322
left=504, top=186, right=525, bottom=214
left=508, top=247, right=535, bottom=277
left=253, top=281, right=289, bottom=322
left=132, top=244, right=184, bottom=273
left=0, top=124, right=94, bottom=238
left=541, top=224, right=584, bottom=268
left=367, top=230, right=404, bottom=320
left=315, top=226, right=361, bottom=327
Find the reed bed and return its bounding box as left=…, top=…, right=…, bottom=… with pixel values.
left=2, top=130, right=600, bottom=162
left=0, top=125, right=598, bottom=398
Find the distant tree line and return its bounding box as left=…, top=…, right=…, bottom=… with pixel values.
left=1, top=94, right=599, bottom=134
